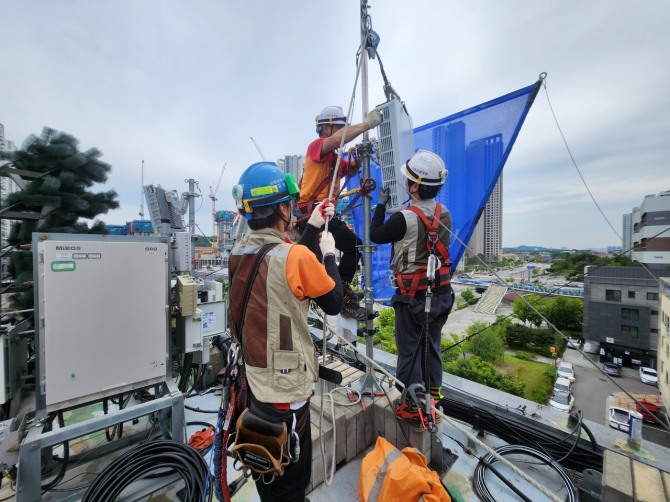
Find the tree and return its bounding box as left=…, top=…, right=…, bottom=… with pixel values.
left=460, top=289, right=478, bottom=305
left=2, top=127, right=119, bottom=310
left=548, top=251, right=640, bottom=281
left=511, top=294, right=545, bottom=327
left=444, top=357, right=525, bottom=397
left=463, top=320, right=506, bottom=363
left=373, top=307, right=398, bottom=354
left=441, top=333, right=464, bottom=363
left=544, top=296, right=583, bottom=331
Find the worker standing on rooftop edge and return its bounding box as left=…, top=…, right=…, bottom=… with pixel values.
left=370, top=150, right=455, bottom=426
left=297, top=105, right=383, bottom=320
left=229, top=161, right=342, bottom=502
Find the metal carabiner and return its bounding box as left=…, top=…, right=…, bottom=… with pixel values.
left=227, top=343, right=240, bottom=367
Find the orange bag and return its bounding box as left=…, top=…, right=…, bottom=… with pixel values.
left=359, top=436, right=450, bottom=502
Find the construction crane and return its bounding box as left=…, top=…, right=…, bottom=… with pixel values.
left=250, top=136, right=266, bottom=161
left=209, top=163, right=227, bottom=252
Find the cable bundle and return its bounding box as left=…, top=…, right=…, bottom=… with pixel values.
left=474, top=445, right=578, bottom=502
left=440, top=396, right=603, bottom=472
left=82, top=439, right=210, bottom=502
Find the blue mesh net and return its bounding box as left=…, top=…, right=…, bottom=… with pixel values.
left=348, top=80, right=541, bottom=301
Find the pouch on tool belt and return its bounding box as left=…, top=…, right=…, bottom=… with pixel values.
left=231, top=408, right=290, bottom=477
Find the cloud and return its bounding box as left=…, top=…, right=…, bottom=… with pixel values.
left=2, top=0, right=669, bottom=250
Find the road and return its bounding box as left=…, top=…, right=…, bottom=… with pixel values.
left=561, top=348, right=670, bottom=448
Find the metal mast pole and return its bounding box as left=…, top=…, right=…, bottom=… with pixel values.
left=354, top=0, right=384, bottom=395
left=187, top=178, right=197, bottom=275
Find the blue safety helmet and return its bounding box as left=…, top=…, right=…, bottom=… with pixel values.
left=232, top=162, right=300, bottom=220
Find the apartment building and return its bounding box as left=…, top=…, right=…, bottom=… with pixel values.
left=583, top=266, right=669, bottom=368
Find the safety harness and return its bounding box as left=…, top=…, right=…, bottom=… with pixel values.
left=295, top=147, right=364, bottom=225
left=214, top=243, right=278, bottom=501
left=392, top=204, right=452, bottom=432
left=393, top=204, right=451, bottom=298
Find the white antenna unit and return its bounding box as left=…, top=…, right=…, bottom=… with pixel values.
left=376, top=99, right=415, bottom=213
left=143, top=184, right=186, bottom=231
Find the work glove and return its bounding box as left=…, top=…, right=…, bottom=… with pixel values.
left=378, top=187, right=390, bottom=209
left=308, top=199, right=335, bottom=228
left=319, top=231, right=336, bottom=258
left=364, top=109, right=383, bottom=129
left=339, top=160, right=360, bottom=178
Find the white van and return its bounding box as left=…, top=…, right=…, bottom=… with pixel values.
left=553, top=377, right=572, bottom=395
left=609, top=406, right=634, bottom=432
left=557, top=362, right=575, bottom=382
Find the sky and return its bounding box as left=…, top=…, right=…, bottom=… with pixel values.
left=1, top=1, right=669, bottom=250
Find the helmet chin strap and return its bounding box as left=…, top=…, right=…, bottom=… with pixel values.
left=276, top=204, right=292, bottom=230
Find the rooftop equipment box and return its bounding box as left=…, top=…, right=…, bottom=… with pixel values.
left=35, top=234, right=169, bottom=412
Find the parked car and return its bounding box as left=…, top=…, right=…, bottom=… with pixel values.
left=639, top=367, right=658, bottom=386
left=602, top=362, right=623, bottom=377
left=557, top=362, right=575, bottom=382
left=549, top=391, right=574, bottom=412
left=553, top=377, right=572, bottom=395
left=567, top=337, right=580, bottom=349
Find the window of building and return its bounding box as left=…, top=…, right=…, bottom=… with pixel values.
left=621, top=325, right=639, bottom=338
left=621, top=308, right=639, bottom=321
left=651, top=310, right=658, bottom=316
left=647, top=292, right=659, bottom=301
left=628, top=291, right=635, bottom=299
left=651, top=328, right=658, bottom=334
left=606, top=289, right=622, bottom=302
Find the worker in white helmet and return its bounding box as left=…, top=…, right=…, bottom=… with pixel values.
left=297, top=105, right=383, bottom=320
left=370, top=149, right=455, bottom=430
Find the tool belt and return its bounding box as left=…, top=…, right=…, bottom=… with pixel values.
left=231, top=408, right=290, bottom=480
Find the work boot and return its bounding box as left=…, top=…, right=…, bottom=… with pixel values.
left=430, top=387, right=444, bottom=424
left=342, top=283, right=363, bottom=307
left=341, top=304, right=367, bottom=321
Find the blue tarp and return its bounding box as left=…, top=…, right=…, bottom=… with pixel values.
left=349, top=80, right=542, bottom=300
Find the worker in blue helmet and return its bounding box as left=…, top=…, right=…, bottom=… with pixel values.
left=228, top=161, right=341, bottom=501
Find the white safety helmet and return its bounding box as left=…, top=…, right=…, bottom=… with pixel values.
left=400, top=149, right=448, bottom=186
left=315, top=105, right=347, bottom=134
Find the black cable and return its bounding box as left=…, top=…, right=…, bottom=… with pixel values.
left=41, top=411, right=70, bottom=493
left=477, top=455, right=534, bottom=502
left=473, top=444, right=578, bottom=502
left=439, top=395, right=603, bottom=472
left=179, top=352, right=194, bottom=393
left=185, top=404, right=219, bottom=414
left=82, top=439, right=210, bottom=502
left=102, top=393, right=133, bottom=441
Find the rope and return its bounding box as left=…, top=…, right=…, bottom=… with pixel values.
left=387, top=153, right=670, bottom=431
left=327, top=328, right=564, bottom=502
left=541, top=77, right=621, bottom=241
left=318, top=42, right=366, bottom=487
left=318, top=386, right=363, bottom=487
left=324, top=44, right=365, bottom=233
